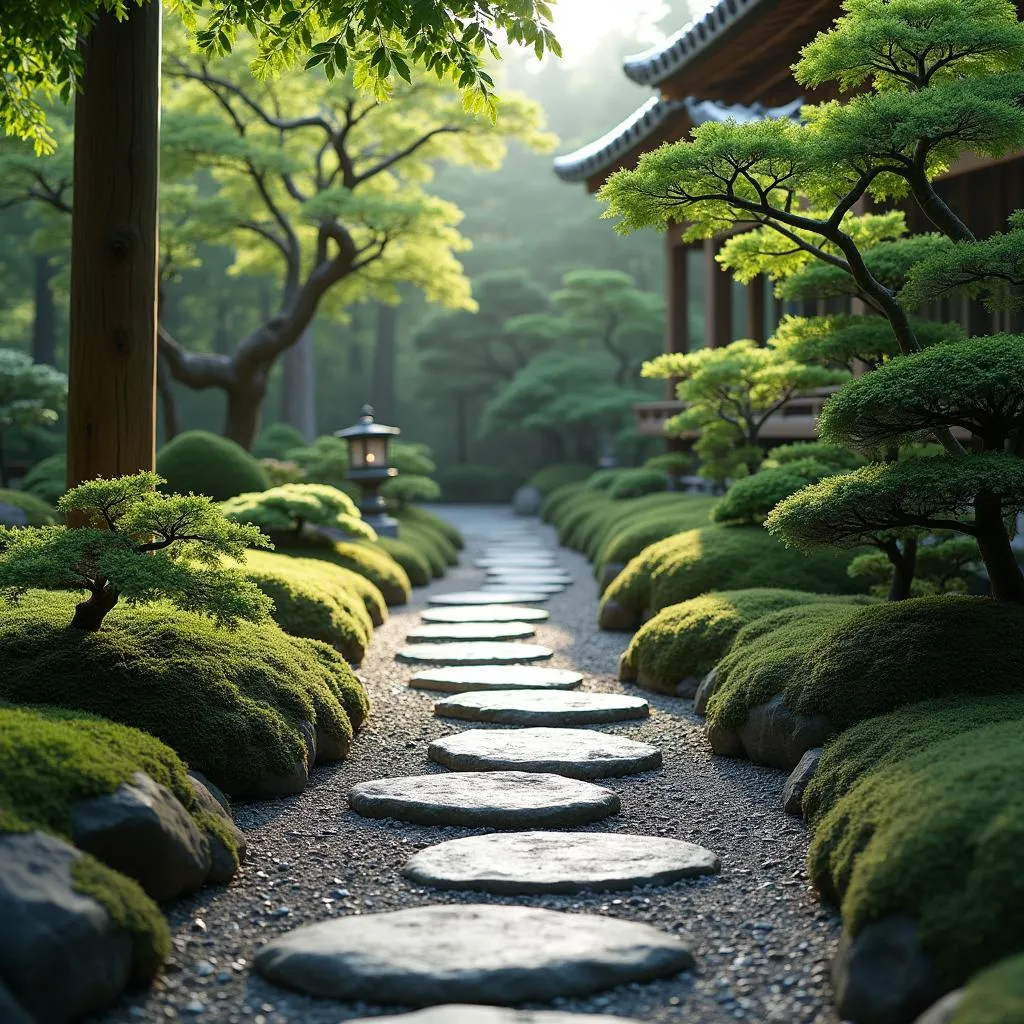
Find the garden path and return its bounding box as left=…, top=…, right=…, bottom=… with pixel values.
left=96, top=506, right=842, bottom=1024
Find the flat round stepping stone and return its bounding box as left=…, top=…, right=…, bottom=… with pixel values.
left=409, top=665, right=583, bottom=693
left=253, top=904, right=692, bottom=1005
left=430, top=591, right=549, bottom=606
left=403, top=831, right=720, bottom=894
left=407, top=622, right=537, bottom=644
left=434, top=690, right=649, bottom=726
left=397, top=642, right=553, bottom=666
left=429, top=728, right=662, bottom=780
left=476, top=557, right=557, bottom=569
left=486, top=569, right=572, bottom=582
left=421, top=605, right=550, bottom=625
left=482, top=582, right=566, bottom=595
left=347, top=771, right=619, bottom=827
left=351, top=1006, right=645, bottom=1023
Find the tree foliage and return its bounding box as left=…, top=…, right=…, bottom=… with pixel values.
left=220, top=482, right=374, bottom=539
left=0, top=348, right=67, bottom=486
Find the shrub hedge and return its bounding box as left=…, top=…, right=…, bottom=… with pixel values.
left=156, top=431, right=270, bottom=501
left=606, top=467, right=669, bottom=500
left=527, top=463, right=594, bottom=496
left=279, top=538, right=412, bottom=605
left=372, top=536, right=432, bottom=587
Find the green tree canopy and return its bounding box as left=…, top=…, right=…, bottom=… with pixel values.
left=0, top=348, right=67, bottom=486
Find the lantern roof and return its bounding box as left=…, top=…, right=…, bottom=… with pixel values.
left=335, top=405, right=401, bottom=439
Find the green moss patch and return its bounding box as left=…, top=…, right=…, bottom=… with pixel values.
left=280, top=539, right=412, bottom=606
left=951, top=954, right=1024, bottom=1024
left=397, top=505, right=463, bottom=550
left=157, top=431, right=270, bottom=501
left=528, top=463, right=594, bottom=496
left=596, top=498, right=717, bottom=574
left=372, top=536, right=432, bottom=587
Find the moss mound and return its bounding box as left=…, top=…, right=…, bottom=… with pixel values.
left=951, top=954, right=1024, bottom=1024
left=252, top=422, right=308, bottom=460
left=261, top=551, right=387, bottom=627
left=596, top=498, right=718, bottom=574
left=621, top=589, right=875, bottom=693
left=373, top=536, right=432, bottom=587
left=808, top=713, right=1024, bottom=985
left=540, top=481, right=588, bottom=523
left=528, top=463, right=594, bottom=496
left=398, top=505, right=463, bottom=550
left=279, top=538, right=412, bottom=606
left=156, top=431, right=270, bottom=501
left=601, top=525, right=862, bottom=626
left=0, top=488, right=58, bottom=525
left=606, top=467, right=668, bottom=500
left=397, top=522, right=451, bottom=577
left=0, top=592, right=369, bottom=797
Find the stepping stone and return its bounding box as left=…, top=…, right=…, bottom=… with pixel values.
left=347, top=771, right=619, bottom=827
left=403, top=831, right=720, bottom=894
left=409, top=665, right=583, bottom=693
left=434, top=690, right=649, bottom=726
left=351, top=1006, right=645, bottom=1023
left=430, top=591, right=549, bottom=606
left=253, top=904, right=692, bottom=1005
left=476, top=557, right=557, bottom=569
left=397, top=642, right=553, bottom=666
left=429, top=728, right=662, bottom=780
left=482, top=582, right=566, bottom=595
left=485, top=573, right=572, bottom=586
left=421, top=605, right=550, bottom=625
left=406, top=622, right=537, bottom=644
left=486, top=567, right=571, bottom=579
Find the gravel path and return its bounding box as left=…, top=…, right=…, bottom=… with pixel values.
left=93, top=506, right=842, bottom=1024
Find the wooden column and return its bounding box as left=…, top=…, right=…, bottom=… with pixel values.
left=704, top=237, right=732, bottom=348
left=67, top=3, right=161, bottom=488
left=744, top=274, right=766, bottom=343
left=665, top=236, right=689, bottom=399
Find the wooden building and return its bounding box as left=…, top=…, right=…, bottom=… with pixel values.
left=554, top=0, right=1024, bottom=442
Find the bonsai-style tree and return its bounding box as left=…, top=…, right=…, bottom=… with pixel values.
left=0, top=348, right=67, bottom=487
left=600, top=0, right=1024, bottom=599
left=0, top=472, right=272, bottom=630
left=847, top=536, right=983, bottom=598
left=220, top=482, right=375, bottom=542
left=642, top=339, right=847, bottom=479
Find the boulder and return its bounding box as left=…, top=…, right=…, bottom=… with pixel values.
left=782, top=747, right=823, bottom=817
left=617, top=651, right=637, bottom=683
left=735, top=694, right=833, bottom=771
left=913, top=990, right=965, bottom=1024
left=0, top=981, right=33, bottom=1024
left=598, top=598, right=639, bottom=632
left=71, top=771, right=211, bottom=902
left=512, top=486, right=543, bottom=517
left=187, top=774, right=247, bottom=886
left=188, top=771, right=230, bottom=813
left=237, top=759, right=309, bottom=800
left=693, top=665, right=720, bottom=716
left=597, top=562, right=626, bottom=596
left=673, top=675, right=703, bottom=699
left=0, top=830, right=140, bottom=1022
left=705, top=721, right=745, bottom=759
left=833, top=917, right=940, bottom=1024
left=315, top=725, right=351, bottom=763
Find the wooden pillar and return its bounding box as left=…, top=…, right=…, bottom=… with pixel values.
left=665, top=236, right=689, bottom=399
left=745, top=274, right=766, bottom=343
left=67, top=3, right=161, bottom=488
left=704, top=237, right=731, bottom=348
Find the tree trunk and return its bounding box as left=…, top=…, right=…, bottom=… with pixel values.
left=884, top=537, right=918, bottom=602
left=32, top=254, right=58, bottom=367
left=454, top=393, right=468, bottom=463
left=280, top=327, right=317, bottom=440
left=224, top=378, right=268, bottom=450
left=157, top=353, right=180, bottom=442
left=70, top=587, right=120, bottom=631
left=975, top=493, right=1024, bottom=600
left=371, top=303, right=398, bottom=423
left=67, top=3, right=161, bottom=490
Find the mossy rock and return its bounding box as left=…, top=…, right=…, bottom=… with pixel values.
left=157, top=430, right=270, bottom=501
left=950, top=954, right=1024, bottom=1024
left=0, top=488, right=59, bottom=526
left=279, top=539, right=412, bottom=606
left=0, top=592, right=369, bottom=798
left=621, top=589, right=876, bottom=694
left=596, top=499, right=718, bottom=578
left=260, top=551, right=387, bottom=627
left=398, top=522, right=451, bottom=577
left=575, top=493, right=699, bottom=564
left=398, top=505, right=463, bottom=550
left=807, top=707, right=1024, bottom=987
left=606, top=467, right=669, bottom=501
left=601, top=524, right=862, bottom=628
left=373, top=536, right=432, bottom=588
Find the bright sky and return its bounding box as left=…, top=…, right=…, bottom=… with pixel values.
left=548, top=0, right=719, bottom=63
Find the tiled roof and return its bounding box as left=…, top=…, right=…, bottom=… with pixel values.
left=622, top=0, right=763, bottom=87
left=552, top=96, right=803, bottom=183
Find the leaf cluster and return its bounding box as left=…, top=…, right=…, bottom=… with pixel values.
left=0, top=348, right=67, bottom=432
left=220, top=482, right=374, bottom=539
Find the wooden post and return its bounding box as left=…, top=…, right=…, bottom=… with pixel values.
left=67, top=3, right=161, bottom=488
left=745, top=274, right=766, bottom=343
left=704, top=237, right=732, bottom=348
left=665, top=237, right=689, bottom=399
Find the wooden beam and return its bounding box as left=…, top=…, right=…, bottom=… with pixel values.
left=705, top=238, right=732, bottom=348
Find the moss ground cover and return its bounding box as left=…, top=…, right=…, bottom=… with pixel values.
left=596, top=498, right=717, bottom=575
left=527, top=463, right=594, bottom=495
left=950, top=954, right=1024, bottom=1024
left=397, top=505, right=463, bottom=550
left=156, top=431, right=270, bottom=501
left=373, top=536, right=433, bottom=587
left=279, top=538, right=412, bottom=605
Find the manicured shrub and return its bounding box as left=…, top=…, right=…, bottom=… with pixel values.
left=606, top=467, right=669, bottom=500
left=620, top=588, right=875, bottom=693
left=0, top=591, right=369, bottom=797
left=276, top=535, right=412, bottom=606
left=601, top=524, right=863, bottom=628
left=596, top=497, right=718, bottom=574
left=267, top=552, right=387, bottom=627
left=21, top=451, right=66, bottom=504
left=712, top=462, right=832, bottom=526
left=950, top=954, right=1024, bottom=1024
left=284, top=435, right=350, bottom=491
left=585, top=468, right=628, bottom=492
left=382, top=474, right=442, bottom=507
left=398, top=504, right=464, bottom=550
left=435, top=464, right=516, bottom=503
left=252, top=422, right=308, bottom=460
left=0, top=488, right=58, bottom=525
left=572, top=492, right=688, bottom=563
left=220, top=482, right=374, bottom=540
left=766, top=441, right=864, bottom=472
left=157, top=430, right=270, bottom=501
left=644, top=451, right=694, bottom=477
left=540, top=481, right=588, bottom=523
left=527, top=462, right=594, bottom=496
left=374, top=536, right=433, bottom=586
left=398, top=522, right=448, bottom=577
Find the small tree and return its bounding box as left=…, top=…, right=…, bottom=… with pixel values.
left=642, top=339, right=847, bottom=479
left=0, top=349, right=67, bottom=487
left=220, top=482, right=374, bottom=542
left=0, top=472, right=272, bottom=630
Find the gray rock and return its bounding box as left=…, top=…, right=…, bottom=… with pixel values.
left=409, top=665, right=583, bottom=694
left=315, top=723, right=351, bottom=763
left=482, top=582, right=566, bottom=595
left=512, top=485, right=544, bottom=516
left=187, top=774, right=246, bottom=885
left=693, top=665, right=721, bottom=716
left=618, top=650, right=637, bottom=683
left=406, top=622, right=538, bottom=644
left=476, top=557, right=557, bottom=569
left=0, top=981, right=33, bottom=1024
left=421, top=605, right=550, bottom=625
left=597, top=562, right=626, bottom=596
left=673, top=675, right=703, bottom=699
left=782, top=747, right=823, bottom=817
left=705, top=721, right=746, bottom=759
left=253, top=904, right=693, bottom=1004
left=735, top=694, right=833, bottom=770
left=913, top=990, right=965, bottom=1024
left=351, top=1005, right=645, bottom=1023
left=71, top=770, right=211, bottom=901
left=402, top=831, right=719, bottom=894
left=235, top=759, right=309, bottom=800
left=0, top=502, right=28, bottom=527
left=347, top=771, right=620, bottom=827
left=297, top=718, right=317, bottom=765
left=833, top=917, right=940, bottom=1024
left=187, top=771, right=230, bottom=814
left=0, top=830, right=138, bottom=1022
left=598, top=598, right=640, bottom=632
left=486, top=569, right=572, bottom=583
left=430, top=591, right=549, bottom=606
left=397, top=641, right=554, bottom=666
left=428, top=727, right=662, bottom=780
left=433, top=690, right=649, bottom=727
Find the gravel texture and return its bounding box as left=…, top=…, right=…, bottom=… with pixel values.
left=91, top=505, right=842, bottom=1024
